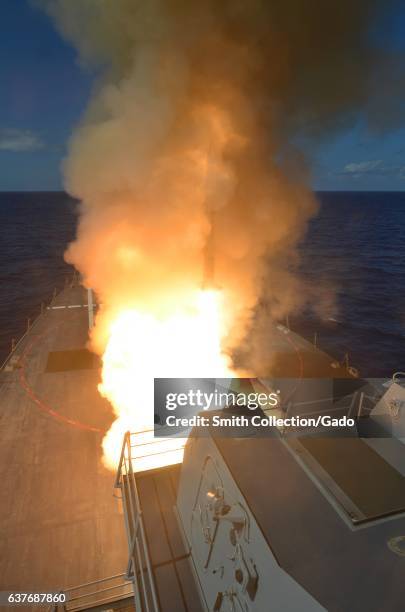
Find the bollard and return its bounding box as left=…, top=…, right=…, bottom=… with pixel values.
left=27, top=318, right=31, bottom=332
left=11, top=338, right=15, bottom=352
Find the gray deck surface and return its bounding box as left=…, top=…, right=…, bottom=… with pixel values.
left=252, top=324, right=351, bottom=379
left=135, top=466, right=204, bottom=612
left=0, top=284, right=128, bottom=599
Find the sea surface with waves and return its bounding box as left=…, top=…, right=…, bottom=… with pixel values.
left=0, top=190, right=403, bottom=376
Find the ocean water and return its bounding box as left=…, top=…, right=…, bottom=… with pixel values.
left=0, top=191, right=403, bottom=376
left=0, top=192, right=76, bottom=364
left=296, top=191, right=405, bottom=377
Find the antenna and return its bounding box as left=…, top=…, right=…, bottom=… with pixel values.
left=202, top=207, right=216, bottom=289
left=201, top=147, right=217, bottom=289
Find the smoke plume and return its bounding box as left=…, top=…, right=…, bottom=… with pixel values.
left=39, top=0, right=402, bottom=370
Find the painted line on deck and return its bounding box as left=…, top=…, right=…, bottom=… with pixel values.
left=18, top=325, right=104, bottom=434
left=47, top=304, right=97, bottom=310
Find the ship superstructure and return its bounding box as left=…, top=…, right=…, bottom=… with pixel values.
left=116, top=375, right=405, bottom=612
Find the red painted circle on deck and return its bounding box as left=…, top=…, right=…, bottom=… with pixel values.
left=19, top=327, right=104, bottom=433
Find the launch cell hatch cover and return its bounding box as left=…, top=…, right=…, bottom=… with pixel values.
left=45, top=349, right=101, bottom=373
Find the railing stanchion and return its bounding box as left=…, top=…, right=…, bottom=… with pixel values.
left=116, top=431, right=160, bottom=611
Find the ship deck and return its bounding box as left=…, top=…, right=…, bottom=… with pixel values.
left=0, top=280, right=355, bottom=609
left=0, top=282, right=129, bottom=604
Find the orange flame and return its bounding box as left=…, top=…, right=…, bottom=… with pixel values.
left=98, top=288, right=234, bottom=471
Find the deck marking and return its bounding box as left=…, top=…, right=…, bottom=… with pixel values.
left=47, top=304, right=93, bottom=310
left=18, top=324, right=104, bottom=433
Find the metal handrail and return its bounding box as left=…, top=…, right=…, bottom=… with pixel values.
left=115, top=431, right=160, bottom=612
left=0, top=272, right=78, bottom=372
left=47, top=572, right=133, bottom=612
left=65, top=581, right=132, bottom=610
left=66, top=572, right=127, bottom=592
left=0, top=303, right=47, bottom=372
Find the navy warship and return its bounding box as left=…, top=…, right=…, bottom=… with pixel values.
left=1, top=276, right=404, bottom=612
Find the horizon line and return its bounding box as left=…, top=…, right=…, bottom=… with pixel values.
left=1, top=188, right=405, bottom=194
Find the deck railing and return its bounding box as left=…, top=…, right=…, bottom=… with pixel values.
left=115, top=432, right=160, bottom=612
left=47, top=572, right=134, bottom=612
left=0, top=272, right=79, bottom=372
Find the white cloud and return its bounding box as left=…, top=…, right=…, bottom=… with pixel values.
left=335, top=159, right=405, bottom=179
left=0, top=129, right=44, bottom=152
left=343, top=160, right=384, bottom=174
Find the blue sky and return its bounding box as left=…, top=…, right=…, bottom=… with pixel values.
left=0, top=0, right=91, bottom=190
left=1, top=0, right=405, bottom=191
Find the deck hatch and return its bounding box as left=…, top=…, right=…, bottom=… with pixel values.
left=293, top=436, right=405, bottom=524
left=45, top=348, right=101, bottom=372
